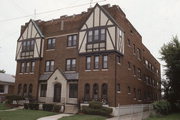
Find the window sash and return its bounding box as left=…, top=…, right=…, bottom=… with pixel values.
left=102, top=55, right=108, bottom=69
left=69, top=84, right=78, bottom=98
left=86, top=57, right=91, bottom=70
left=40, top=84, right=47, bottom=97
left=66, top=59, right=76, bottom=71
left=47, top=38, right=55, bottom=49
left=94, top=56, right=99, bottom=69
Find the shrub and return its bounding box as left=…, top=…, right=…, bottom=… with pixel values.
left=89, top=101, right=103, bottom=109
left=28, top=103, right=39, bottom=110
left=24, top=103, right=29, bottom=109
left=82, top=102, right=112, bottom=116
left=153, top=100, right=171, bottom=115
left=43, top=104, right=54, bottom=111
left=53, top=105, right=61, bottom=112
left=5, top=95, right=24, bottom=104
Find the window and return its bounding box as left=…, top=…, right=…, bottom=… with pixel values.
left=28, top=84, right=33, bottom=96
left=86, top=28, right=106, bottom=52
left=0, top=85, right=4, bottom=93
left=137, top=48, right=141, bottom=59
left=88, top=31, right=93, bottom=42
left=84, top=84, right=90, bottom=101
left=117, top=56, right=121, bottom=64
left=116, top=83, right=120, bottom=92
left=40, top=84, right=47, bottom=97
left=25, top=62, right=30, bottom=73
left=128, top=39, right=131, bottom=46
left=86, top=57, right=91, bottom=70
left=128, top=86, right=131, bottom=93
left=30, top=61, right=35, bottom=72
left=128, top=61, right=131, bottom=69
left=133, top=44, right=136, bottom=54
left=94, top=56, right=99, bottom=69
left=133, top=65, right=136, bottom=75
left=22, top=40, right=35, bottom=52
left=67, top=35, right=77, bottom=47
left=66, top=59, right=76, bottom=71
left=93, top=84, right=99, bottom=100
left=102, top=55, right=108, bottom=69
left=69, top=84, right=78, bottom=98
left=47, top=38, right=55, bottom=49
left=20, top=63, right=25, bottom=73
left=134, top=88, right=136, bottom=98
left=17, top=84, right=22, bottom=95
left=137, top=68, right=141, bottom=79
left=45, top=61, right=54, bottom=72
left=138, top=89, right=142, bottom=100
left=23, top=84, right=27, bottom=96
left=101, top=83, right=108, bottom=102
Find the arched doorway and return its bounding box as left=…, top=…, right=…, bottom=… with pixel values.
left=53, top=83, right=61, bottom=102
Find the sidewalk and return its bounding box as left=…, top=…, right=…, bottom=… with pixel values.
left=106, top=111, right=151, bottom=120
left=37, top=114, right=73, bottom=120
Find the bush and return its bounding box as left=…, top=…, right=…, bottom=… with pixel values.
left=42, top=104, right=54, bottom=111
left=53, top=105, right=61, bottom=112
left=89, top=101, right=103, bottom=109
left=5, top=95, right=24, bottom=104
left=24, top=103, right=29, bottom=109
left=28, top=103, right=39, bottom=110
left=153, top=100, right=171, bottom=115
left=82, top=101, right=112, bottom=116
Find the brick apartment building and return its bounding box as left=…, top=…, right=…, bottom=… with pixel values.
left=15, top=4, right=161, bottom=107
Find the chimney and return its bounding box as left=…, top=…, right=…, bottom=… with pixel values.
left=60, top=20, right=64, bottom=31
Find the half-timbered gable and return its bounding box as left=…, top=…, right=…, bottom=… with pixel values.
left=78, top=4, right=124, bottom=55
left=16, top=19, right=44, bottom=60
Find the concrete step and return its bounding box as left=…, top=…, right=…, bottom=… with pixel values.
left=64, top=104, right=78, bottom=114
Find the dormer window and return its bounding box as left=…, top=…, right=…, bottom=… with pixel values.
left=86, top=28, right=106, bottom=52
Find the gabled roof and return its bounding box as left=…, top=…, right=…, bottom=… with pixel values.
left=18, top=19, right=44, bottom=41
left=80, top=3, right=122, bottom=30
left=0, top=73, right=15, bottom=83
left=39, top=68, right=79, bottom=81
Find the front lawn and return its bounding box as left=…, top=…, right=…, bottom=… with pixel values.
left=0, top=103, right=9, bottom=110
left=146, top=113, right=180, bottom=120
left=59, top=114, right=106, bottom=120
left=0, top=109, right=56, bottom=120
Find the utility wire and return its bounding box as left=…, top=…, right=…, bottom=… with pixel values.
left=0, top=0, right=107, bottom=23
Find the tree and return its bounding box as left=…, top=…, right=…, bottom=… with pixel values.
left=160, top=36, right=180, bottom=103
left=0, top=69, right=5, bottom=73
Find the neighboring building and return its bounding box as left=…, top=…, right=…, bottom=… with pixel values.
left=0, top=73, right=15, bottom=102
left=15, top=4, right=161, bottom=107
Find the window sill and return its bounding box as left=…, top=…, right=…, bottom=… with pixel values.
left=66, top=46, right=76, bottom=49
left=133, top=75, right=136, bottom=77
left=93, top=69, right=99, bottom=71
left=19, top=73, right=23, bottom=75
left=138, top=78, right=141, bottom=80
left=101, top=69, right=108, bottom=71
left=117, top=91, right=121, bottom=94
left=117, top=63, right=121, bottom=65
left=65, top=71, right=76, bottom=73
left=46, top=49, right=55, bottom=51
left=138, top=100, right=142, bottom=102
left=85, top=70, right=91, bottom=72
left=128, top=68, right=131, bottom=71
left=30, top=72, right=34, bottom=74
left=133, top=98, right=137, bottom=100
left=128, top=93, right=131, bottom=95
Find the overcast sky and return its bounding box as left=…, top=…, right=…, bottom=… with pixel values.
left=0, top=0, right=180, bottom=76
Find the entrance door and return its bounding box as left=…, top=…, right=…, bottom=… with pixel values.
left=54, top=83, right=61, bottom=102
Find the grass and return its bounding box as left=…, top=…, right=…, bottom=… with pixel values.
left=0, top=109, right=56, bottom=120
left=59, top=114, right=106, bottom=120
left=146, top=113, right=180, bottom=120
left=0, top=103, right=9, bottom=110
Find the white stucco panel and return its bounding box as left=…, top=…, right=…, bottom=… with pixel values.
left=34, top=39, right=41, bottom=58
left=100, top=11, right=108, bottom=26
left=108, top=27, right=115, bottom=46
left=86, top=13, right=93, bottom=28
left=106, top=32, right=114, bottom=50
left=79, top=31, right=86, bottom=53
left=16, top=42, right=22, bottom=60
left=94, top=7, right=100, bottom=27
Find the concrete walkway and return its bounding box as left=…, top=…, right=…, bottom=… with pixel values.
left=37, top=114, right=73, bottom=120
left=106, top=111, right=151, bottom=120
